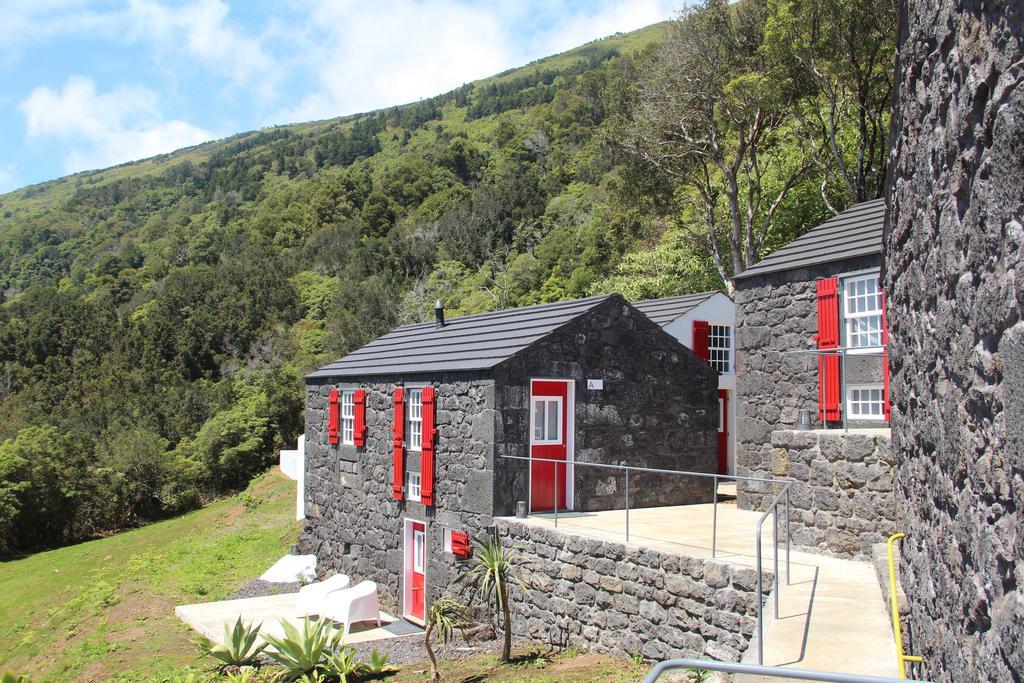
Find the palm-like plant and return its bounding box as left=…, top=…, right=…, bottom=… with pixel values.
left=424, top=598, right=469, bottom=681
left=456, top=535, right=529, bottom=662
left=261, top=617, right=343, bottom=680
left=200, top=616, right=267, bottom=671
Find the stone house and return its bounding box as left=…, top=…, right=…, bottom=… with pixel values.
left=733, top=200, right=897, bottom=556
left=633, top=291, right=737, bottom=475
left=299, top=294, right=719, bottom=624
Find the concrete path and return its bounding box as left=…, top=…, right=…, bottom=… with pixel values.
left=175, top=593, right=421, bottom=648
left=517, top=502, right=899, bottom=679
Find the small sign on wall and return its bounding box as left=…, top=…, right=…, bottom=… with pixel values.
left=586, top=378, right=604, bottom=390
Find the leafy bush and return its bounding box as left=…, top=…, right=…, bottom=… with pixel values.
left=200, top=617, right=267, bottom=671
left=261, top=618, right=343, bottom=680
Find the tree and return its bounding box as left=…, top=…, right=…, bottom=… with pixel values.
left=423, top=598, right=469, bottom=681
left=457, top=535, right=529, bottom=663
left=624, top=0, right=813, bottom=292
left=766, top=0, right=897, bottom=208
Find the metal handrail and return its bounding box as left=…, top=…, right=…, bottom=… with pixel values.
left=642, top=658, right=934, bottom=683
left=886, top=533, right=923, bottom=678
left=498, top=453, right=791, bottom=664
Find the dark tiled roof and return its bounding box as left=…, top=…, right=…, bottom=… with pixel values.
left=307, top=295, right=618, bottom=379
left=735, top=199, right=885, bottom=280
left=631, top=291, right=719, bottom=326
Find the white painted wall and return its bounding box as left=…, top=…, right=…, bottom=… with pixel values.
left=659, top=293, right=738, bottom=473
left=279, top=434, right=305, bottom=520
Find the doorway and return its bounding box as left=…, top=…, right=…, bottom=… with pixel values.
left=529, top=379, right=573, bottom=512
left=403, top=519, right=426, bottom=624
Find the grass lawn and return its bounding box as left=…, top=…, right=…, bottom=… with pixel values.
left=0, top=469, right=300, bottom=682
left=391, top=647, right=649, bottom=682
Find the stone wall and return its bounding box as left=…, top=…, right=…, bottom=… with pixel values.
left=750, top=429, right=896, bottom=557
left=497, top=519, right=769, bottom=662
left=734, top=257, right=884, bottom=510
left=493, top=296, right=720, bottom=514
left=300, top=373, right=496, bottom=614
left=886, top=1, right=1024, bottom=680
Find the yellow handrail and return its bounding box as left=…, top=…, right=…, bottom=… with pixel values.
left=887, top=533, right=924, bottom=679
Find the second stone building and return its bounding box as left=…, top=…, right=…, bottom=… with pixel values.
left=300, top=293, right=719, bottom=625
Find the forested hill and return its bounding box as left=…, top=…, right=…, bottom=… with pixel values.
left=0, top=1, right=894, bottom=552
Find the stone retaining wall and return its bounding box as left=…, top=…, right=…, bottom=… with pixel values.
left=741, top=429, right=896, bottom=557
left=497, top=520, right=770, bottom=663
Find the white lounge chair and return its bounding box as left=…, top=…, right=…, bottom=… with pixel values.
left=295, top=573, right=350, bottom=617
left=321, top=580, right=381, bottom=636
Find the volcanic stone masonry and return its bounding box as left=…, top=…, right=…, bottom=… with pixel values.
left=497, top=519, right=769, bottom=663
left=885, top=1, right=1023, bottom=680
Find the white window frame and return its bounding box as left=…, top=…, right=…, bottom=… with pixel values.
left=407, top=471, right=421, bottom=502
left=847, top=384, right=885, bottom=419
left=843, top=273, right=884, bottom=353
left=406, top=388, right=423, bottom=452
left=707, top=323, right=733, bottom=374
left=340, top=390, right=355, bottom=445
left=718, top=397, right=725, bottom=433
left=530, top=396, right=563, bottom=445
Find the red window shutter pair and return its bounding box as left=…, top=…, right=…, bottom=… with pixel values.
left=353, top=390, right=367, bottom=446
left=816, top=278, right=842, bottom=422
left=450, top=530, right=471, bottom=558
left=421, top=386, right=436, bottom=507
left=392, top=388, right=405, bottom=500
left=692, top=320, right=710, bottom=362
left=881, top=294, right=891, bottom=423
left=328, top=389, right=340, bottom=445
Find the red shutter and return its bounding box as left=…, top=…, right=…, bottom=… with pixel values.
left=450, top=531, right=471, bottom=558
left=881, top=293, right=891, bottom=422
left=816, top=278, right=841, bottom=422
left=392, top=387, right=405, bottom=500
left=353, top=389, right=367, bottom=447
left=421, top=386, right=436, bottom=507
left=328, top=389, right=340, bottom=445
left=692, top=320, right=710, bottom=362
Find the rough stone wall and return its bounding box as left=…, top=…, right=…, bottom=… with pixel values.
left=497, top=520, right=769, bottom=662
left=886, top=1, right=1024, bottom=680
left=300, top=373, right=496, bottom=615
left=734, top=256, right=884, bottom=510
left=759, top=430, right=896, bottom=557
left=492, top=296, right=720, bottom=514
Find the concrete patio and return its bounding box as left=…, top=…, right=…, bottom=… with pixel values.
left=175, top=592, right=421, bottom=647
left=515, top=500, right=899, bottom=679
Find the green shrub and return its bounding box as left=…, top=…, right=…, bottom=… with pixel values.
left=200, top=617, right=266, bottom=671
left=261, top=618, right=342, bottom=680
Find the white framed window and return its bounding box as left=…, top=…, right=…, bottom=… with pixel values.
left=844, top=273, right=883, bottom=350
left=406, top=388, right=423, bottom=451
left=531, top=396, right=562, bottom=444
left=340, top=390, right=355, bottom=445
left=847, top=385, right=885, bottom=418
left=708, top=324, right=732, bottom=373
left=406, top=471, right=421, bottom=502
left=718, top=398, right=725, bottom=433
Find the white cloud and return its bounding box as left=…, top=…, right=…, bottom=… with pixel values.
left=275, top=0, right=681, bottom=124
left=0, top=164, right=20, bottom=194
left=19, top=75, right=215, bottom=173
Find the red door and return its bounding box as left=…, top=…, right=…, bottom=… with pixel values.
left=717, top=389, right=729, bottom=475
left=530, top=380, right=569, bottom=512
left=408, top=522, right=425, bottom=622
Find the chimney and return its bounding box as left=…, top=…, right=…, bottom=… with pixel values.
left=434, top=299, right=446, bottom=328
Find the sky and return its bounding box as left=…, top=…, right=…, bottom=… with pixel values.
left=0, top=0, right=680, bottom=193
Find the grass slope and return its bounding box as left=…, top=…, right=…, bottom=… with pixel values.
left=0, top=470, right=299, bottom=682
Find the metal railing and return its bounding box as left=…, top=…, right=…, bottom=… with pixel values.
left=786, top=345, right=885, bottom=433
left=498, top=453, right=790, bottom=664
left=642, top=658, right=934, bottom=683
left=887, top=533, right=923, bottom=679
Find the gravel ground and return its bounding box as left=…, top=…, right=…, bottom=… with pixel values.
left=228, top=579, right=301, bottom=599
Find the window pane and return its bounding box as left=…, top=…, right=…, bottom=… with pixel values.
left=534, top=401, right=545, bottom=440
left=547, top=400, right=559, bottom=441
